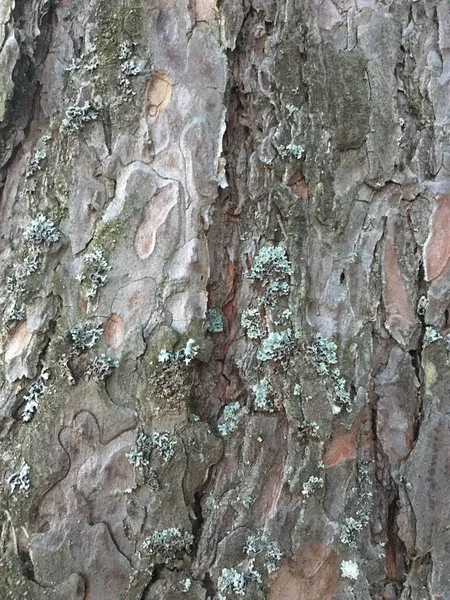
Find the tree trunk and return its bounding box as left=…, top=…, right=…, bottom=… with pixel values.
left=0, top=0, right=448, bottom=598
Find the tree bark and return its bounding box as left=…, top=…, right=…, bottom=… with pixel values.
left=0, top=0, right=448, bottom=599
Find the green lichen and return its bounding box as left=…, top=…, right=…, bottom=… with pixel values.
left=7, top=463, right=30, bottom=493
left=26, top=137, right=49, bottom=178
left=158, top=339, right=199, bottom=366
left=301, top=474, right=324, bottom=498
left=241, top=307, right=265, bottom=339
left=206, top=308, right=224, bottom=333
left=93, top=0, right=146, bottom=105
left=21, top=369, right=49, bottom=422
left=244, top=533, right=282, bottom=574
left=86, top=354, right=118, bottom=381
left=307, top=333, right=351, bottom=411
left=126, top=431, right=177, bottom=468
left=261, top=281, right=290, bottom=308
left=252, top=378, right=274, bottom=412
left=69, top=322, right=103, bottom=350
left=61, top=100, right=101, bottom=132
left=83, top=249, right=110, bottom=298
left=142, top=527, right=193, bottom=563
left=423, top=326, right=442, bottom=347
left=217, top=563, right=262, bottom=599
left=218, top=402, right=244, bottom=436
left=417, top=295, right=428, bottom=316
left=24, top=215, right=61, bottom=246
left=247, top=245, right=292, bottom=283
left=340, top=517, right=363, bottom=547
left=257, top=329, right=294, bottom=362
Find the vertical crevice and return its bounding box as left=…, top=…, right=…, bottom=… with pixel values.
left=411, top=258, right=426, bottom=444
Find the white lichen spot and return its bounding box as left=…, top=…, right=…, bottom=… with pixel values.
left=340, top=560, right=359, bottom=580
left=180, top=578, right=192, bottom=593
left=7, top=462, right=30, bottom=493
left=21, top=368, right=49, bottom=421
left=302, top=475, right=324, bottom=498
left=340, top=517, right=363, bottom=547
left=423, top=326, right=442, bottom=347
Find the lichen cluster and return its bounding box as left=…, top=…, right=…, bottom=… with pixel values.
left=126, top=431, right=177, bottom=468
left=142, top=527, right=193, bottom=564
left=216, top=532, right=282, bottom=598
left=306, top=333, right=351, bottom=412
left=70, top=322, right=103, bottom=350
left=86, top=354, right=118, bottom=381
left=57, top=323, right=118, bottom=385
left=4, top=214, right=61, bottom=329
left=24, top=215, right=61, bottom=247
left=7, top=463, right=31, bottom=493
left=83, top=249, right=110, bottom=299
left=21, top=368, right=50, bottom=422
left=61, top=100, right=101, bottom=133
left=218, top=402, right=245, bottom=436
left=238, top=244, right=296, bottom=416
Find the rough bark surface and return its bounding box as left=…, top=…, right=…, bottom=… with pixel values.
left=0, top=0, right=449, bottom=599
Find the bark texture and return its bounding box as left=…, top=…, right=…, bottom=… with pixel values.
left=0, top=0, right=449, bottom=598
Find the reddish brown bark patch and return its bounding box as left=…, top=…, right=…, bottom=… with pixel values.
left=191, top=0, right=218, bottom=22
left=268, top=544, right=340, bottom=600
left=425, top=195, right=450, bottom=281
left=323, top=431, right=357, bottom=468
left=5, top=321, right=32, bottom=361
left=146, top=71, right=172, bottom=125
left=251, top=460, right=285, bottom=523
left=383, top=238, right=415, bottom=344
left=288, top=171, right=309, bottom=202
left=134, top=186, right=178, bottom=260
left=104, top=314, right=124, bottom=349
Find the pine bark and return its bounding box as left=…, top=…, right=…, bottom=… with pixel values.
left=0, top=0, right=448, bottom=599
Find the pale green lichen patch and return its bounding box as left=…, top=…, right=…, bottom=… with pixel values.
left=21, top=368, right=49, bottom=422
left=86, top=354, right=118, bottom=381
left=91, top=219, right=127, bottom=254
left=340, top=559, right=359, bottom=580
left=217, top=566, right=261, bottom=599
left=241, top=307, right=265, bottom=339
left=69, top=322, right=103, bottom=350
left=301, top=474, right=324, bottom=498
left=246, top=245, right=293, bottom=283
left=207, top=308, right=224, bottom=333
left=24, top=214, right=61, bottom=246
left=92, top=0, right=148, bottom=110
left=257, top=329, right=295, bottom=362
left=158, top=339, right=199, bottom=366
left=82, top=249, right=110, bottom=299
left=126, top=431, right=177, bottom=468
left=26, top=133, right=51, bottom=178
left=340, top=517, right=363, bottom=547
left=417, top=295, right=428, bottom=316
left=142, top=527, right=193, bottom=564
left=218, top=402, right=245, bottom=436
left=61, top=100, right=101, bottom=133
left=252, top=378, right=274, bottom=412
left=423, top=326, right=442, bottom=347
left=244, top=533, right=282, bottom=574
left=306, top=333, right=351, bottom=412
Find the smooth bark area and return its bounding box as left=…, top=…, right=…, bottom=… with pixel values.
left=0, top=0, right=449, bottom=599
